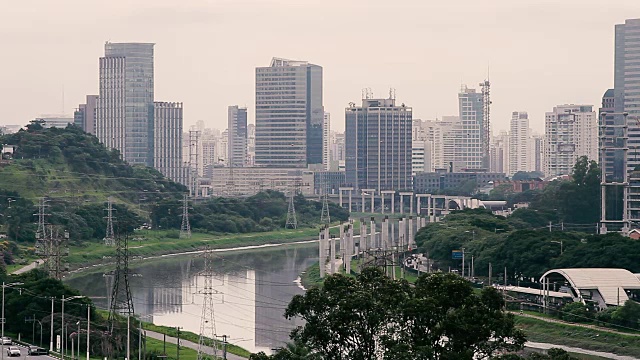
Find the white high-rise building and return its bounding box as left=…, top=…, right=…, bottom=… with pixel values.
left=255, top=58, right=323, bottom=167
left=153, top=102, right=185, bottom=184
left=530, top=133, right=544, bottom=174
left=423, top=116, right=461, bottom=171
left=544, top=105, right=597, bottom=176
left=509, top=111, right=531, bottom=176
left=323, top=112, right=331, bottom=170
left=457, top=86, right=485, bottom=170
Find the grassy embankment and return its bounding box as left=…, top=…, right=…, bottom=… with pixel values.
left=66, top=227, right=344, bottom=268
left=143, top=323, right=251, bottom=359
left=515, top=315, right=640, bottom=358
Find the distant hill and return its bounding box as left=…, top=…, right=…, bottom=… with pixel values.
left=0, top=123, right=186, bottom=243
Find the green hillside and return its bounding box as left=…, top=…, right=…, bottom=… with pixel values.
left=0, top=123, right=349, bottom=272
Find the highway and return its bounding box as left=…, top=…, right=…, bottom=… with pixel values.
left=0, top=342, right=57, bottom=360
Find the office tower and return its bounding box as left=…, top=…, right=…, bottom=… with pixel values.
left=531, top=134, right=544, bottom=174
left=228, top=106, right=248, bottom=167
left=544, top=105, right=597, bottom=177
left=255, top=58, right=323, bottom=168
left=509, top=111, right=531, bottom=176
left=457, top=86, right=485, bottom=170
left=323, top=112, right=331, bottom=170
left=97, top=42, right=155, bottom=166
left=74, top=95, right=98, bottom=134
left=412, top=140, right=427, bottom=175
left=490, top=130, right=510, bottom=174
left=154, top=102, right=184, bottom=184
left=423, top=117, right=460, bottom=172
left=345, top=97, right=412, bottom=191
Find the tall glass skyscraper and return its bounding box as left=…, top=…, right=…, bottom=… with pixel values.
left=345, top=98, right=413, bottom=191
left=228, top=105, right=248, bottom=167
left=97, top=42, right=155, bottom=166
left=255, top=58, right=323, bottom=168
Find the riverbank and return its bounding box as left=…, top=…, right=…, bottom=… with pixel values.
left=66, top=227, right=338, bottom=269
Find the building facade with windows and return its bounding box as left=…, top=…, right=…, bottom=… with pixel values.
left=228, top=105, right=248, bottom=168
left=345, top=97, right=412, bottom=191
left=544, top=105, right=597, bottom=176
left=153, top=102, right=185, bottom=184
left=255, top=58, right=323, bottom=168
left=97, top=42, right=155, bottom=166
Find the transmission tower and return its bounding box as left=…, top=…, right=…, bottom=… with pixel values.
left=285, top=187, right=297, bottom=229
left=108, top=233, right=134, bottom=330
left=198, top=246, right=220, bottom=360
left=480, top=79, right=491, bottom=169
left=180, top=194, right=192, bottom=239
left=104, top=197, right=116, bottom=246
left=47, top=226, right=69, bottom=280
left=34, top=198, right=50, bottom=271
left=320, top=180, right=330, bottom=225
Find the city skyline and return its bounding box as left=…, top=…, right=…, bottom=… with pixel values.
left=1, top=0, right=637, bottom=134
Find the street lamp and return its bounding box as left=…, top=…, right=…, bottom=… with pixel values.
left=550, top=240, right=563, bottom=254
left=61, top=295, right=85, bottom=360
left=2, top=282, right=23, bottom=360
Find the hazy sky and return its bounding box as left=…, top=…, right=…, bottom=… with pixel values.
left=1, top=0, right=637, bottom=134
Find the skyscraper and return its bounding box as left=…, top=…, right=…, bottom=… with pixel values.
left=154, top=102, right=185, bottom=184
left=544, top=105, right=597, bottom=177
left=509, top=111, right=530, bottom=175
left=457, top=86, right=485, bottom=170
left=227, top=106, right=248, bottom=167
left=323, top=112, right=331, bottom=170
left=97, top=42, right=155, bottom=166
left=345, top=97, right=412, bottom=191
left=74, top=95, right=98, bottom=134
left=255, top=58, right=323, bottom=168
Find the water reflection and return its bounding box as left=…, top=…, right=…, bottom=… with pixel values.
left=65, top=244, right=318, bottom=354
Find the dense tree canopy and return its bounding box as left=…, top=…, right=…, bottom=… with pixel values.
left=251, top=268, right=525, bottom=360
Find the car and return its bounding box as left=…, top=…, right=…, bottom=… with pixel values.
left=6, top=346, right=20, bottom=357
left=1, top=337, right=11, bottom=345
left=28, top=346, right=49, bottom=356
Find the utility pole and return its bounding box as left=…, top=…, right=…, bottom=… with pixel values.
left=548, top=221, right=552, bottom=233
left=180, top=194, right=191, bottom=239
left=104, top=197, right=115, bottom=246
left=197, top=247, right=220, bottom=360
left=176, top=327, right=181, bottom=360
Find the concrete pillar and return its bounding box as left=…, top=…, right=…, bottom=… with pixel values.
left=408, top=216, right=414, bottom=250
left=360, top=218, right=367, bottom=252
left=319, top=228, right=326, bottom=278
left=370, top=193, right=375, bottom=214
left=330, top=234, right=336, bottom=275
left=339, top=222, right=345, bottom=264
left=370, top=217, right=376, bottom=249
left=381, top=216, right=388, bottom=250
left=339, top=191, right=343, bottom=208
left=348, top=190, right=352, bottom=213
left=361, top=192, right=366, bottom=213
left=346, top=225, right=353, bottom=274
left=410, top=195, right=414, bottom=214
left=381, top=195, right=385, bottom=214
left=391, top=196, right=395, bottom=214
left=400, top=195, right=405, bottom=214
left=416, top=196, right=421, bottom=216
left=391, top=221, right=396, bottom=247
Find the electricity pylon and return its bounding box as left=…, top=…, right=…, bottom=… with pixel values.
left=180, top=194, right=191, bottom=239
left=108, top=233, right=134, bottom=330
left=104, top=197, right=115, bottom=246
left=285, top=188, right=297, bottom=229
left=198, top=246, right=220, bottom=360
left=320, top=181, right=331, bottom=225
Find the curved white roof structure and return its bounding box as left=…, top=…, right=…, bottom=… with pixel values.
left=541, top=268, right=640, bottom=307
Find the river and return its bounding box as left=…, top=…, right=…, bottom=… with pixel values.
left=65, top=243, right=318, bottom=354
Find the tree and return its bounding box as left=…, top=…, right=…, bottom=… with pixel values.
left=560, top=302, right=593, bottom=323
left=280, top=267, right=525, bottom=360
